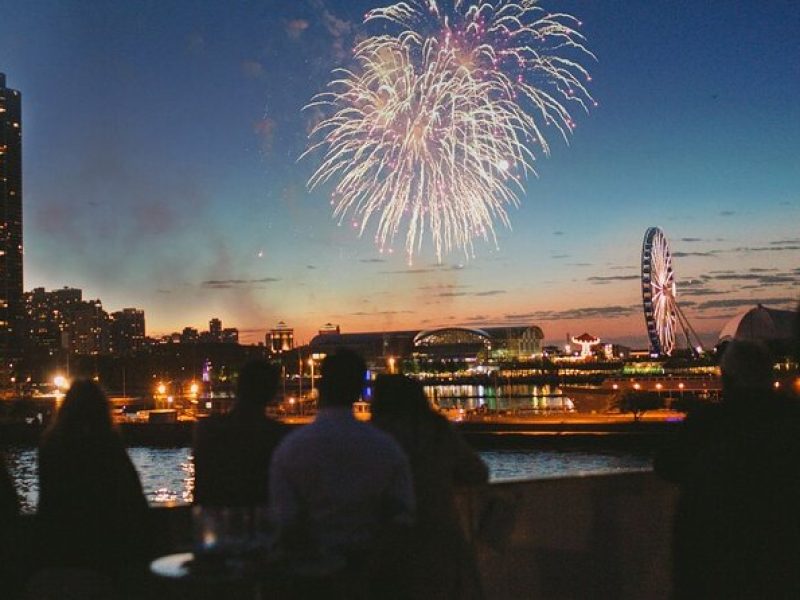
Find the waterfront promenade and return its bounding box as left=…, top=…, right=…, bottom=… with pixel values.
left=0, top=410, right=683, bottom=447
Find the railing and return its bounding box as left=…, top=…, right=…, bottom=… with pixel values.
left=13, top=471, right=678, bottom=599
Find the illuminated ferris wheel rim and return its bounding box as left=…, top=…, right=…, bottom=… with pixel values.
left=641, top=226, right=677, bottom=356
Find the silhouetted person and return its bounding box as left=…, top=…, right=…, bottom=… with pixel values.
left=372, top=374, right=488, bottom=599
left=656, top=340, right=800, bottom=598
left=193, top=359, right=287, bottom=506
left=36, top=380, right=152, bottom=579
left=269, top=348, right=414, bottom=598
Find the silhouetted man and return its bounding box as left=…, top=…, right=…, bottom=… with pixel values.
left=193, top=360, right=287, bottom=506
left=269, top=348, right=414, bottom=596
left=657, top=340, right=800, bottom=598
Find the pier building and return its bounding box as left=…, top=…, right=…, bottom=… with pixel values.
left=308, top=324, right=544, bottom=369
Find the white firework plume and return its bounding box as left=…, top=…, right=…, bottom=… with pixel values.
left=304, top=0, right=594, bottom=260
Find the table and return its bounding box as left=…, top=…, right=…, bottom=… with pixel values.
left=149, top=551, right=269, bottom=599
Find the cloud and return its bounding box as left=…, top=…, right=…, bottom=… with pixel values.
left=241, top=60, right=266, bottom=80
left=359, top=258, right=386, bottom=263
left=505, top=304, right=639, bottom=321
left=186, top=32, right=205, bottom=54
left=349, top=310, right=413, bottom=316
left=418, top=284, right=469, bottom=291
left=381, top=268, right=437, bottom=275
left=306, top=265, right=316, bottom=270
left=770, top=239, right=800, bottom=245
left=436, top=289, right=506, bottom=298
left=695, top=296, right=797, bottom=311
left=720, top=210, right=736, bottom=216
left=680, top=287, right=726, bottom=297
left=680, top=237, right=703, bottom=242
left=202, top=277, right=280, bottom=289
left=587, top=275, right=640, bottom=284
left=285, top=19, right=310, bottom=39
left=730, top=244, right=800, bottom=253
left=312, top=0, right=354, bottom=62
left=672, top=251, right=717, bottom=257
left=553, top=231, right=564, bottom=236
left=380, top=264, right=464, bottom=275
left=253, top=118, right=276, bottom=152
left=708, top=271, right=797, bottom=286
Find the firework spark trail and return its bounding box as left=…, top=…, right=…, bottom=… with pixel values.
left=304, top=0, right=594, bottom=261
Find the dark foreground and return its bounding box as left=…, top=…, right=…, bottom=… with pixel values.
left=5, top=471, right=676, bottom=599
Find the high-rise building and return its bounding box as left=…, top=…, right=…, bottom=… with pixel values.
left=109, top=308, right=145, bottom=355
left=0, top=73, right=23, bottom=372
left=72, top=299, right=109, bottom=355
left=24, top=287, right=60, bottom=352
left=221, top=328, right=239, bottom=344
left=181, top=327, right=199, bottom=344
left=209, top=318, right=222, bottom=342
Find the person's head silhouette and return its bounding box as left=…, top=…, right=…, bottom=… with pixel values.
left=236, top=360, right=279, bottom=412
left=319, top=348, right=366, bottom=408
left=53, top=379, right=113, bottom=437
left=372, top=374, right=429, bottom=421
left=719, top=339, right=775, bottom=407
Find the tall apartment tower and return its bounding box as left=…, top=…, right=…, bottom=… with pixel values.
left=0, top=73, right=23, bottom=370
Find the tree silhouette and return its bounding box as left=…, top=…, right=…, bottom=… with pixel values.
left=613, top=389, right=664, bottom=421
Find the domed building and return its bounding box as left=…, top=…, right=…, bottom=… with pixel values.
left=718, top=304, right=797, bottom=344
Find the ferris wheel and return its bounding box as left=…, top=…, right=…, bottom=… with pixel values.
left=641, top=227, right=704, bottom=357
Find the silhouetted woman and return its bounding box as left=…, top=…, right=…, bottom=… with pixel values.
left=372, top=375, right=488, bottom=599
left=37, top=380, right=151, bottom=577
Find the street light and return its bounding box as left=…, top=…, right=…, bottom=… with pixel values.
left=307, top=358, right=315, bottom=412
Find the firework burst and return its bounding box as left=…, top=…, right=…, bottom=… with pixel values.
left=304, top=0, right=594, bottom=260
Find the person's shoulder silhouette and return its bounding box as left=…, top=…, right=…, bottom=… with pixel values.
left=37, top=379, right=151, bottom=574
left=668, top=340, right=800, bottom=598
left=193, top=359, right=287, bottom=506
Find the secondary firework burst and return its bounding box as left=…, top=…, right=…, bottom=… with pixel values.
left=304, top=0, right=595, bottom=261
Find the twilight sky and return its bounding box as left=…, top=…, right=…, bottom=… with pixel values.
left=1, top=0, right=798, bottom=347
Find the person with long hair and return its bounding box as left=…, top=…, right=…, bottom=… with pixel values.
left=36, top=379, right=152, bottom=578
left=372, top=374, right=488, bottom=599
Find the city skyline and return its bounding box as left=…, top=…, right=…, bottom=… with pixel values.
left=1, top=0, right=798, bottom=347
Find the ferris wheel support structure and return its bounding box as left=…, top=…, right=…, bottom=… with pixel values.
left=641, top=227, right=705, bottom=357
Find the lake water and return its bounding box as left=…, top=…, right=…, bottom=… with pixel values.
left=4, top=446, right=651, bottom=513
left=421, top=383, right=607, bottom=413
